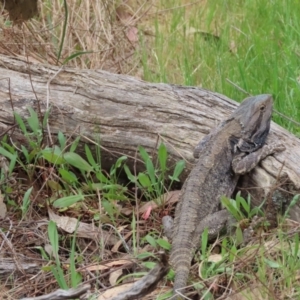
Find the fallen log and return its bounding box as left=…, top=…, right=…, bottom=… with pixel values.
left=0, top=55, right=299, bottom=219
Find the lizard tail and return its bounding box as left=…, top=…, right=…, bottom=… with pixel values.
left=171, top=247, right=193, bottom=298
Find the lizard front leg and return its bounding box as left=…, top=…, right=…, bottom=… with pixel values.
left=232, top=143, right=286, bottom=175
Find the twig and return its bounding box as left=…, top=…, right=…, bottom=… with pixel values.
left=20, top=283, right=91, bottom=300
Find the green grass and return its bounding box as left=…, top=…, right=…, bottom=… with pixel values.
left=141, top=0, right=300, bottom=134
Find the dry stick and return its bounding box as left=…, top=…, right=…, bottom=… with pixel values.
left=0, top=78, right=19, bottom=138
left=26, top=55, right=42, bottom=118
left=0, top=220, right=24, bottom=275
left=274, top=110, right=300, bottom=127
left=46, top=66, right=64, bottom=145
left=133, top=149, right=140, bottom=253
left=0, top=220, right=33, bottom=296
left=111, top=253, right=170, bottom=300
left=20, top=283, right=91, bottom=300
left=96, top=187, right=105, bottom=260
left=0, top=218, right=13, bottom=252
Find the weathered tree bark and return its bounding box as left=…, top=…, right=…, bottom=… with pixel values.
left=0, top=55, right=299, bottom=219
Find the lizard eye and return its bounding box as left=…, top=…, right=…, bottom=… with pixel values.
left=260, top=105, right=266, bottom=111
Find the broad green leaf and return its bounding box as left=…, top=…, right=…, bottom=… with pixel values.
left=42, top=147, right=65, bottom=164
left=47, top=180, right=62, bottom=191
left=142, top=261, right=156, bottom=269
left=102, top=200, right=117, bottom=221
left=103, top=192, right=127, bottom=201
left=293, top=234, right=299, bottom=257
left=64, top=152, right=93, bottom=172
left=156, top=238, right=171, bottom=250
left=146, top=159, right=156, bottom=185
left=8, top=154, right=17, bottom=174
left=21, top=187, right=33, bottom=216
left=229, top=244, right=237, bottom=263
left=221, top=196, right=241, bottom=220
left=123, top=165, right=137, bottom=183
left=21, top=145, right=30, bottom=163
left=70, top=219, right=82, bottom=287
left=0, top=146, right=15, bottom=160
left=157, top=290, right=173, bottom=300
left=0, top=141, right=15, bottom=154
left=201, top=228, right=209, bottom=258
left=57, top=131, right=66, bottom=149
left=145, top=235, right=157, bottom=248
left=236, top=192, right=250, bottom=214
left=34, top=246, right=50, bottom=260
left=27, top=107, right=40, bottom=133
left=51, top=266, right=68, bottom=289
left=95, top=171, right=109, bottom=183
left=14, top=112, right=27, bottom=134
left=138, top=146, right=151, bottom=164
left=53, top=194, right=85, bottom=208
left=42, top=108, right=51, bottom=128
left=158, top=143, right=167, bottom=172
left=70, top=136, right=80, bottom=153
left=284, top=194, right=300, bottom=219
left=85, top=144, right=97, bottom=168
left=59, top=169, right=78, bottom=183
left=235, top=226, right=244, bottom=246
left=91, top=183, right=126, bottom=191
left=136, top=252, right=156, bottom=260
left=264, top=258, right=281, bottom=268
left=110, top=156, right=127, bottom=176
left=169, top=160, right=185, bottom=181
left=138, top=173, right=152, bottom=189
left=48, top=221, right=59, bottom=259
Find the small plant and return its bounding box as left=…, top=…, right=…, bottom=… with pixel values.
left=221, top=192, right=267, bottom=245
left=47, top=220, right=82, bottom=289
left=124, top=143, right=185, bottom=205
left=0, top=107, right=130, bottom=222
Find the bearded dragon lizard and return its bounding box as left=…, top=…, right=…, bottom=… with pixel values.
left=168, top=94, right=285, bottom=299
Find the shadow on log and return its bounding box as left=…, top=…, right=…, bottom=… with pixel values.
left=0, top=55, right=299, bottom=219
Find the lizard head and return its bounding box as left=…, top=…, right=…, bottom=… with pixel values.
left=232, top=94, right=273, bottom=152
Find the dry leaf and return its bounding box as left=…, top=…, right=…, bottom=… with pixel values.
left=207, top=254, right=223, bottom=263
left=109, top=269, right=123, bottom=286
left=98, top=283, right=134, bottom=300
left=48, top=209, right=118, bottom=245
left=199, top=254, right=223, bottom=280
left=111, top=231, right=132, bottom=253
left=0, top=191, right=7, bottom=219
left=44, top=244, right=55, bottom=259
left=85, top=259, right=133, bottom=272
left=142, top=205, right=152, bottom=220
left=126, top=27, right=139, bottom=43
left=122, top=191, right=180, bottom=216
